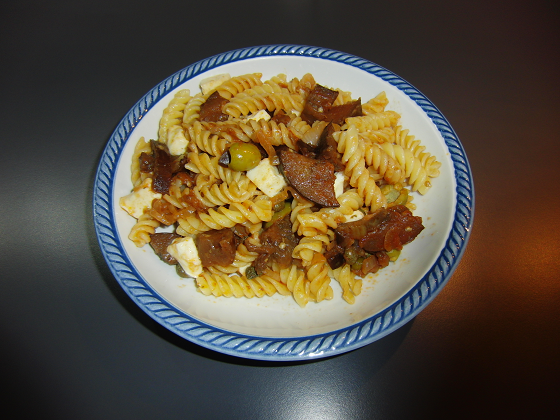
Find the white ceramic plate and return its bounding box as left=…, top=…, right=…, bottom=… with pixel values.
left=93, top=45, right=474, bottom=361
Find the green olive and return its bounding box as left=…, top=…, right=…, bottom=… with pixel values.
left=228, top=142, right=261, bottom=172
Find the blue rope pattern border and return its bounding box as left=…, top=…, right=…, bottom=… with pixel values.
left=93, top=45, right=474, bottom=361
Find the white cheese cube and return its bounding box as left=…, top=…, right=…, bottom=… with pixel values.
left=199, top=73, right=231, bottom=95
left=246, top=158, right=287, bottom=197
left=334, top=171, right=345, bottom=198
left=244, top=109, right=271, bottom=122
left=167, top=237, right=203, bottom=278
left=119, top=178, right=162, bottom=219
left=167, top=125, right=189, bottom=156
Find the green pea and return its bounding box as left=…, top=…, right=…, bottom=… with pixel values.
left=228, top=142, right=261, bottom=172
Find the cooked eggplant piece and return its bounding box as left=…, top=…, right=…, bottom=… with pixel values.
left=277, top=146, right=339, bottom=207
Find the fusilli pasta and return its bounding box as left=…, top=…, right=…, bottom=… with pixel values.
left=158, top=89, right=191, bottom=143
left=119, top=71, right=439, bottom=308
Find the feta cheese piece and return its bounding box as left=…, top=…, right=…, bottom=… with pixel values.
left=167, top=236, right=203, bottom=278
left=199, top=73, right=231, bottom=95
left=119, top=178, right=161, bottom=219
left=334, top=171, right=345, bottom=198
left=246, top=158, right=287, bottom=197
left=166, top=125, right=189, bottom=156
left=343, top=210, right=365, bottom=223
left=244, top=109, right=271, bottom=122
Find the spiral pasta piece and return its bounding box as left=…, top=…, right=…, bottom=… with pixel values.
left=242, top=220, right=264, bottom=238
left=363, top=140, right=406, bottom=184
left=283, top=73, right=316, bottom=98
left=232, top=81, right=286, bottom=98
left=287, top=115, right=312, bottom=138
left=158, top=89, right=191, bottom=143
left=332, top=89, right=353, bottom=106
left=332, top=264, right=362, bottom=304
left=336, top=189, right=364, bottom=213
left=293, top=235, right=329, bottom=262
left=256, top=272, right=291, bottom=296
left=290, top=196, right=314, bottom=234
left=216, top=73, right=263, bottom=99
left=193, top=178, right=258, bottom=207
left=378, top=142, right=432, bottom=194
left=265, top=73, right=287, bottom=86
left=182, top=93, right=210, bottom=125
left=198, top=121, right=253, bottom=143
left=217, top=119, right=291, bottom=148
left=343, top=111, right=400, bottom=131
left=305, top=252, right=333, bottom=303
left=358, top=126, right=395, bottom=144
left=184, top=121, right=231, bottom=156
left=196, top=270, right=283, bottom=298
left=223, top=92, right=305, bottom=118
left=296, top=212, right=338, bottom=237
left=128, top=212, right=160, bottom=247
left=176, top=197, right=273, bottom=235
left=362, top=91, right=389, bottom=115
left=334, top=125, right=363, bottom=175
left=130, top=137, right=151, bottom=188
left=184, top=152, right=245, bottom=185
left=393, top=126, right=441, bottom=177
left=240, top=119, right=300, bottom=149
left=163, top=191, right=187, bottom=211
left=279, top=265, right=310, bottom=307
left=334, top=125, right=387, bottom=211
left=196, top=271, right=249, bottom=297
left=295, top=189, right=362, bottom=237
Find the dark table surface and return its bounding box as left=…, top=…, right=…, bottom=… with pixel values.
left=2, top=1, right=559, bottom=419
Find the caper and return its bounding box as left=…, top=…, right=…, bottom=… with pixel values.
left=228, top=142, right=261, bottom=172
left=245, top=266, right=258, bottom=280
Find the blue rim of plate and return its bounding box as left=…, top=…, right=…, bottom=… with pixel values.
left=93, top=44, right=474, bottom=361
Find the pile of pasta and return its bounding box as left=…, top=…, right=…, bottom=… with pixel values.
left=121, top=72, right=440, bottom=307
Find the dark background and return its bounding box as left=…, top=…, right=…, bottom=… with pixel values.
left=1, top=1, right=559, bottom=419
